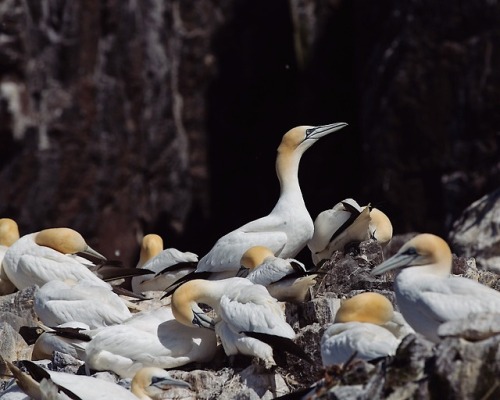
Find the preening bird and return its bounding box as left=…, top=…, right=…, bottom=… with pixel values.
left=171, top=278, right=311, bottom=368
left=0, top=218, right=19, bottom=294
left=170, top=123, right=347, bottom=288
left=320, top=292, right=400, bottom=366
left=239, top=245, right=317, bottom=303
left=34, top=280, right=132, bottom=329
left=371, top=233, right=500, bottom=342
left=308, top=199, right=393, bottom=266
left=131, top=234, right=198, bottom=294
left=6, top=360, right=191, bottom=400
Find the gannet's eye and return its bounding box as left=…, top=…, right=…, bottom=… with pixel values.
left=403, top=247, right=418, bottom=256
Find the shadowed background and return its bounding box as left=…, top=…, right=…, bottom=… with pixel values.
left=0, top=0, right=498, bottom=267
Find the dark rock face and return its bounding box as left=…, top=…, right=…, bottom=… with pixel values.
left=354, top=0, right=500, bottom=236
left=0, top=0, right=224, bottom=265
left=449, top=188, right=500, bottom=271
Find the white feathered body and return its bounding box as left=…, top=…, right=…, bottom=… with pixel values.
left=3, top=233, right=109, bottom=290
left=132, top=248, right=198, bottom=293
left=321, top=321, right=400, bottom=366
left=34, top=280, right=131, bottom=328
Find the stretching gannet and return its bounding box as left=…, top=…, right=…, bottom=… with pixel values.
left=132, top=234, right=198, bottom=294
left=171, top=278, right=310, bottom=368
left=174, top=123, right=347, bottom=285
left=239, top=246, right=317, bottom=302
left=321, top=292, right=400, bottom=366
left=0, top=218, right=19, bottom=294
left=83, top=306, right=217, bottom=378
left=34, top=280, right=132, bottom=329
left=308, top=199, right=393, bottom=265
left=3, top=228, right=112, bottom=290
left=7, top=360, right=191, bottom=400
left=371, top=233, right=500, bottom=342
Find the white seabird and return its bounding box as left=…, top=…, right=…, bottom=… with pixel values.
left=308, top=199, right=393, bottom=266
left=83, top=305, right=217, bottom=378
left=320, top=292, right=401, bottom=366
left=176, top=123, right=347, bottom=284
left=31, top=321, right=91, bottom=361
left=239, top=245, right=317, bottom=303
left=132, top=234, right=198, bottom=294
left=34, top=279, right=132, bottom=329
left=7, top=360, right=191, bottom=400
left=3, top=228, right=111, bottom=290
left=171, top=278, right=311, bottom=368
left=0, top=217, right=19, bottom=294
left=371, top=233, right=500, bottom=342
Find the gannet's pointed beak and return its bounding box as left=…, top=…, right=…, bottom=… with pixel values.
left=371, top=253, right=417, bottom=276
left=151, top=375, right=192, bottom=390
left=82, top=245, right=107, bottom=261
left=305, top=122, right=348, bottom=140
left=192, top=310, right=215, bottom=330
left=235, top=265, right=249, bottom=278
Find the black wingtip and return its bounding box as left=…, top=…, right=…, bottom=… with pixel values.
left=161, top=270, right=212, bottom=299
left=50, top=327, right=92, bottom=342
left=155, top=261, right=198, bottom=277
left=241, top=331, right=314, bottom=365
left=21, top=360, right=83, bottom=400
left=112, top=285, right=151, bottom=300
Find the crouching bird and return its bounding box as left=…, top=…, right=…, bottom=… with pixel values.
left=171, top=278, right=312, bottom=368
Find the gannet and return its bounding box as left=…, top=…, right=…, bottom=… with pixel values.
left=308, top=199, right=393, bottom=265
left=239, top=246, right=317, bottom=302
left=320, top=292, right=400, bottom=366
left=7, top=360, right=191, bottom=400
left=171, top=278, right=311, bottom=368
left=173, top=123, right=347, bottom=286
left=0, top=218, right=19, bottom=294
left=32, top=321, right=91, bottom=361
left=131, top=234, right=198, bottom=294
left=3, top=228, right=112, bottom=290
left=371, top=233, right=500, bottom=342
left=34, top=280, right=132, bottom=329
left=83, top=305, right=217, bottom=378
left=368, top=208, right=393, bottom=246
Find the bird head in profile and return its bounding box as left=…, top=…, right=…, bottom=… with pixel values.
left=371, top=233, right=452, bottom=277
left=278, top=122, right=348, bottom=154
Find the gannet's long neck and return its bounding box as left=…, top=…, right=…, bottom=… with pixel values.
left=196, top=280, right=230, bottom=312
left=130, top=373, right=153, bottom=400
left=275, top=148, right=305, bottom=206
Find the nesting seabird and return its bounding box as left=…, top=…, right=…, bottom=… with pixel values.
left=83, top=305, right=217, bottom=378
left=6, top=360, right=191, bottom=400
left=2, top=228, right=111, bottom=290
left=171, top=277, right=311, bottom=368
left=0, top=218, right=19, bottom=294
left=131, top=234, right=198, bottom=294
left=239, top=245, right=317, bottom=303
left=371, top=233, right=500, bottom=342
left=308, top=199, right=393, bottom=266
left=321, top=292, right=401, bottom=366
left=34, top=279, right=132, bottom=329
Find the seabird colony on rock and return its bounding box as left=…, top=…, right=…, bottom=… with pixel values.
left=1, top=121, right=494, bottom=398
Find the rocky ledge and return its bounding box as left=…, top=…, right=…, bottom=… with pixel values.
left=1, top=236, right=500, bottom=399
